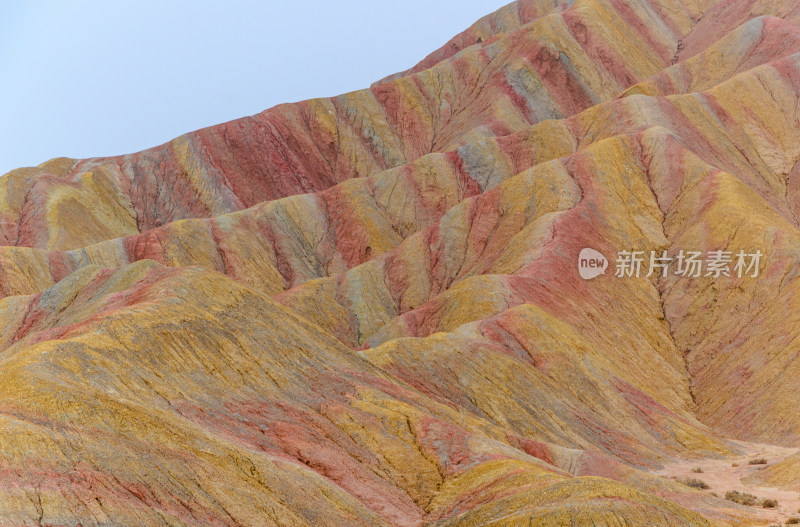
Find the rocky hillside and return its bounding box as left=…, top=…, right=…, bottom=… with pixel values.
left=2, top=0, right=800, bottom=525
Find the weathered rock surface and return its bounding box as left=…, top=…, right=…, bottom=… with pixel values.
left=2, top=0, right=800, bottom=525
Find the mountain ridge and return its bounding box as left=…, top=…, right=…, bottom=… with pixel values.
left=3, top=0, right=800, bottom=525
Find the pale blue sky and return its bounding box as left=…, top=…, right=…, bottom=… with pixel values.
left=0, top=1, right=508, bottom=175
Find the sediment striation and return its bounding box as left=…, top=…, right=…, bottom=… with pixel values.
left=2, top=0, right=800, bottom=525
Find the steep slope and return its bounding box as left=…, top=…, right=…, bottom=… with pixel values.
left=623, top=15, right=800, bottom=97
left=3, top=0, right=800, bottom=525
left=3, top=0, right=705, bottom=252
left=0, top=262, right=722, bottom=526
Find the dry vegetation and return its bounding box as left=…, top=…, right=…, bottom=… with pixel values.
left=725, top=490, right=759, bottom=506
left=724, top=491, right=780, bottom=509
left=681, top=478, right=711, bottom=489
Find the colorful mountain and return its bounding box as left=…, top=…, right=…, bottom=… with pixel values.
left=3, top=0, right=800, bottom=525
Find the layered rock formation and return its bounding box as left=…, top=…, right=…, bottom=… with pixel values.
left=2, top=0, right=800, bottom=525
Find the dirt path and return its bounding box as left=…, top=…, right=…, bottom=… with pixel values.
left=655, top=441, right=800, bottom=524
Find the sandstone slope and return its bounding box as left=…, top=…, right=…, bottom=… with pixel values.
left=3, top=0, right=800, bottom=525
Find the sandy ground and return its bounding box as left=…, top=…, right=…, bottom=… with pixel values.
left=655, top=441, right=800, bottom=524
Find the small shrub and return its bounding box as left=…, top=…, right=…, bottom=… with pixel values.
left=761, top=498, right=778, bottom=508
left=710, top=492, right=718, bottom=497
left=725, top=490, right=758, bottom=506
left=681, top=478, right=710, bottom=490
left=749, top=458, right=768, bottom=465
left=787, top=518, right=800, bottom=525
left=692, top=467, right=704, bottom=473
